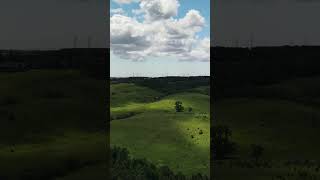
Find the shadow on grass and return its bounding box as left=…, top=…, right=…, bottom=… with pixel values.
left=110, top=96, right=210, bottom=176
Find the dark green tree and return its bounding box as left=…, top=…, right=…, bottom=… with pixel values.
left=175, top=101, right=184, bottom=112
left=250, top=144, right=264, bottom=162
left=212, top=125, right=236, bottom=160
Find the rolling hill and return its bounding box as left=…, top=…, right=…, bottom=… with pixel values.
left=0, top=70, right=107, bottom=180
left=110, top=81, right=210, bottom=176
left=213, top=76, right=320, bottom=180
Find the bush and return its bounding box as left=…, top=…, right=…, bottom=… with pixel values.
left=199, top=130, right=203, bottom=135
left=212, top=125, right=237, bottom=160
left=250, top=144, right=264, bottom=162
left=175, top=101, right=184, bottom=112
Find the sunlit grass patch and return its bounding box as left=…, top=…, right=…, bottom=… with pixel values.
left=110, top=84, right=210, bottom=175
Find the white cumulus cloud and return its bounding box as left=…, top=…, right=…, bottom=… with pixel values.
left=113, top=0, right=138, bottom=5
left=111, top=8, right=125, bottom=15
left=140, top=0, right=180, bottom=21
left=110, top=0, right=210, bottom=62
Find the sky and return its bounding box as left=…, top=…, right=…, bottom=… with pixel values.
left=213, top=0, right=320, bottom=47
left=0, top=0, right=107, bottom=50
left=110, top=0, right=210, bottom=77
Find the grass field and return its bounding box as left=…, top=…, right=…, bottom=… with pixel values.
left=214, top=77, right=320, bottom=180
left=110, top=82, right=210, bottom=176
left=0, top=70, right=107, bottom=180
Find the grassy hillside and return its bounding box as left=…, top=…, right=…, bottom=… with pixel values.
left=0, top=70, right=107, bottom=179
left=110, top=82, right=210, bottom=176
left=214, top=77, right=320, bottom=180
left=110, top=83, right=163, bottom=107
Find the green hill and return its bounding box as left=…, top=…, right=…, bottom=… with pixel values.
left=0, top=70, right=107, bottom=179
left=111, top=83, right=164, bottom=107
left=214, top=77, right=320, bottom=180
left=111, top=83, right=210, bottom=176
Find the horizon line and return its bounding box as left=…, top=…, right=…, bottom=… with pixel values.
left=110, top=75, right=210, bottom=78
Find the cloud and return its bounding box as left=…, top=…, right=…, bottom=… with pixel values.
left=111, top=8, right=125, bottom=15
left=140, top=0, right=180, bottom=21
left=179, top=38, right=210, bottom=62
left=178, top=10, right=205, bottom=32
left=132, top=9, right=144, bottom=15
left=110, top=14, right=152, bottom=61
left=112, top=0, right=139, bottom=4
left=110, top=0, right=209, bottom=62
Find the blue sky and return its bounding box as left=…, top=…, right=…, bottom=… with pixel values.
left=110, top=0, right=210, bottom=77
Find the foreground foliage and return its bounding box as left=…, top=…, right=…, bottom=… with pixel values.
left=211, top=125, right=236, bottom=160
left=111, top=146, right=209, bottom=180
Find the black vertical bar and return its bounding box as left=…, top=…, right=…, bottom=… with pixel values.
left=105, top=0, right=111, bottom=178
left=210, top=0, right=215, bottom=179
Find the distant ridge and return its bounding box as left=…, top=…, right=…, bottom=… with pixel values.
left=110, top=76, right=210, bottom=79
left=110, top=75, right=210, bottom=78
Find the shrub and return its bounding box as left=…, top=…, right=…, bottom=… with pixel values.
left=250, top=144, right=264, bottom=162
left=175, top=101, right=184, bottom=112
left=212, top=125, right=236, bottom=160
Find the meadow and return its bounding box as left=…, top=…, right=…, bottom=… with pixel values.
left=0, top=70, right=108, bottom=180
left=110, top=78, right=210, bottom=177
left=213, top=76, right=320, bottom=180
